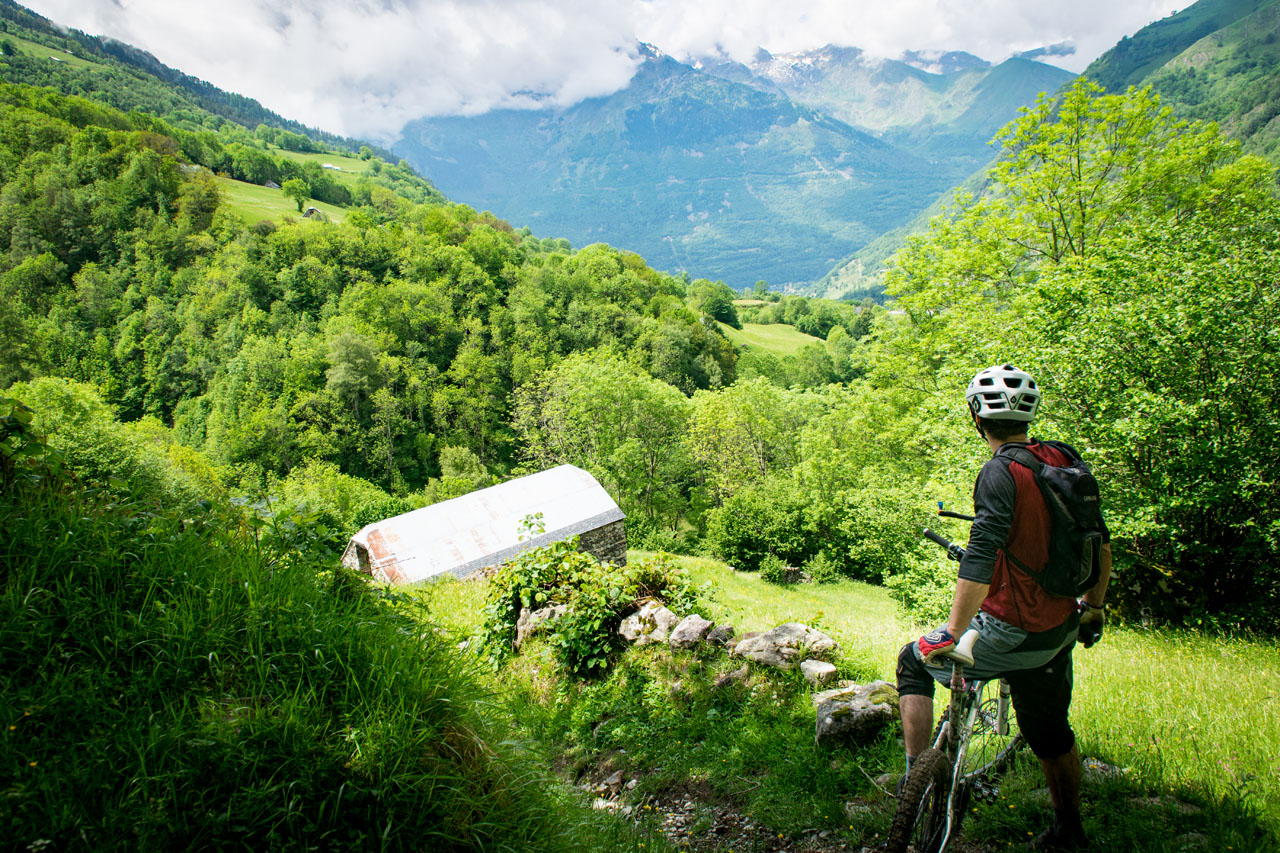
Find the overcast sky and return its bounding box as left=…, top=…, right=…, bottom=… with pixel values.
left=25, top=0, right=1186, bottom=141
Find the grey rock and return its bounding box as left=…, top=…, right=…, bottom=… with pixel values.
left=800, top=659, right=837, bottom=685
left=514, top=603, right=568, bottom=649
left=731, top=622, right=838, bottom=669
left=669, top=614, right=713, bottom=649
left=1083, top=756, right=1126, bottom=779
left=815, top=680, right=899, bottom=746
left=618, top=600, right=680, bottom=646
left=705, top=624, right=736, bottom=647
left=811, top=681, right=858, bottom=706
left=1172, top=833, right=1210, bottom=851
left=725, top=630, right=761, bottom=656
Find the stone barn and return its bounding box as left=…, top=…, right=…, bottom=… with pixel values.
left=340, top=464, right=627, bottom=585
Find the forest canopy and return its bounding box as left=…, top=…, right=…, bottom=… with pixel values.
left=1, top=64, right=1277, bottom=629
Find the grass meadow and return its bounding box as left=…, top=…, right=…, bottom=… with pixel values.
left=3, top=35, right=105, bottom=71
left=269, top=147, right=371, bottom=189
left=419, top=552, right=1280, bottom=851
left=215, top=175, right=348, bottom=226
left=716, top=321, right=822, bottom=357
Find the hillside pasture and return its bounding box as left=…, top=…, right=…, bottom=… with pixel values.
left=215, top=175, right=347, bottom=225
left=717, top=321, right=822, bottom=357
left=1, top=35, right=103, bottom=71
left=415, top=552, right=1280, bottom=851
left=269, top=147, right=370, bottom=189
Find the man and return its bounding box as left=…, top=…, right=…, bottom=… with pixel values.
left=895, top=364, right=1112, bottom=852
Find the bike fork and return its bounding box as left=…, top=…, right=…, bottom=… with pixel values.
left=938, top=677, right=980, bottom=852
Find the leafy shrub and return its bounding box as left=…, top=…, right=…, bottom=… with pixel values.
left=758, top=553, right=790, bottom=585
left=479, top=541, right=706, bottom=677
left=703, top=477, right=809, bottom=571
left=7, top=377, right=214, bottom=506
left=823, top=485, right=932, bottom=583
left=804, top=552, right=840, bottom=584
left=884, top=553, right=955, bottom=625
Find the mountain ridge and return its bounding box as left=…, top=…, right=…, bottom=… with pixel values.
left=395, top=44, right=1074, bottom=289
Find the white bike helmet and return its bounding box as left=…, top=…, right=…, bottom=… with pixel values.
left=966, top=364, right=1039, bottom=421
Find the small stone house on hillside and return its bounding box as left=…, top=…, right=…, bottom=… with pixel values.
left=341, top=465, right=627, bottom=585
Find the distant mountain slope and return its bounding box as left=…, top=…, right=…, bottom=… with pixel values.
left=816, top=0, right=1280, bottom=300
left=1086, top=0, right=1280, bottom=161
left=396, top=48, right=947, bottom=289
left=0, top=0, right=387, bottom=158
left=1084, top=0, right=1265, bottom=92
left=396, top=45, right=1072, bottom=289
left=706, top=46, right=1073, bottom=170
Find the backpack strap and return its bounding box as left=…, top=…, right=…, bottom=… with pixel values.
left=995, top=443, right=1043, bottom=474
left=1037, top=439, right=1085, bottom=466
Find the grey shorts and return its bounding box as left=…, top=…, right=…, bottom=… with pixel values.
left=915, top=610, right=1078, bottom=684
left=896, top=610, right=1080, bottom=759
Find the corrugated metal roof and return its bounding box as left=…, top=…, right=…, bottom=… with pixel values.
left=343, top=464, right=624, bottom=585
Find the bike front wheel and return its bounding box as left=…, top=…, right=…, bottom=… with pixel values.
left=964, top=684, right=1026, bottom=784
left=885, top=747, right=951, bottom=853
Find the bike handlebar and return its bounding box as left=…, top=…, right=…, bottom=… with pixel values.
left=937, top=510, right=976, bottom=522
left=923, top=527, right=966, bottom=562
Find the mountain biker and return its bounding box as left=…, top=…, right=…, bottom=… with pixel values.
left=895, top=364, right=1112, bottom=852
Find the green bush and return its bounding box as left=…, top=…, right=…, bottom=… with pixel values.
left=479, top=541, right=706, bottom=677
left=804, top=552, right=840, bottom=584
left=703, top=477, right=809, bottom=572
left=0, top=432, right=644, bottom=851
left=884, top=553, right=955, bottom=625
left=7, top=377, right=214, bottom=506
left=758, top=553, right=790, bottom=585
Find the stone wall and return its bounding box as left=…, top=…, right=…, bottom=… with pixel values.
left=579, top=519, right=628, bottom=566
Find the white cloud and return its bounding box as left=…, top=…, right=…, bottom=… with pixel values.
left=23, top=0, right=1185, bottom=141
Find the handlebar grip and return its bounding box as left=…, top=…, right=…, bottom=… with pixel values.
left=937, top=510, right=976, bottom=522
left=923, top=528, right=951, bottom=549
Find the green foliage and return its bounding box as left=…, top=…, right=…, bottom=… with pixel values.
left=479, top=542, right=705, bottom=677
left=281, top=176, right=309, bottom=211
left=6, top=377, right=215, bottom=507
left=757, top=553, right=790, bottom=585
left=515, top=351, right=693, bottom=531
left=686, top=377, right=802, bottom=501
left=0, top=414, right=645, bottom=851
left=703, top=476, right=809, bottom=572
left=686, top=278, right=740, bottom=328
left=873, top=77, right=1280, bottom=626
left=0, top=394, right=64, bottom=488
left=803, top=551, right=840, bottom=584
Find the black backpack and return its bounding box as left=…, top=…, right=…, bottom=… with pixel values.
left=996, top=441, right=1104, bottom=598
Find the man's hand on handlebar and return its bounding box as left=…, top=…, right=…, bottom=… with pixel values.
left=1078, top=600, right=1104, bottom=648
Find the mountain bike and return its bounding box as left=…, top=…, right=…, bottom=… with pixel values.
left=884, top=516, right=1027, bottom=853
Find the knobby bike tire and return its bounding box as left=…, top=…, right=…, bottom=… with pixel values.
left=885, top=747, right=951, bottom=853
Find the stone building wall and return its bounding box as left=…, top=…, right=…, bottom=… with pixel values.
left=579, top=519, right=628, bottom=566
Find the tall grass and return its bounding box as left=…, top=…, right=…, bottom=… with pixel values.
left=469, top=553, right=1278, bottom=849
left=1073, top=627, right=1280, bottom=829
left=0, top=478, right=655, bottom=851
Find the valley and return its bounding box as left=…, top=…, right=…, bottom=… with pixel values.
left=2, top=0, right=1280, bottom=850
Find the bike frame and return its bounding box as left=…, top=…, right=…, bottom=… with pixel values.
left=929, top=663, right=1017, bottom=851
left=888, top=510, right=1024, bottom=853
